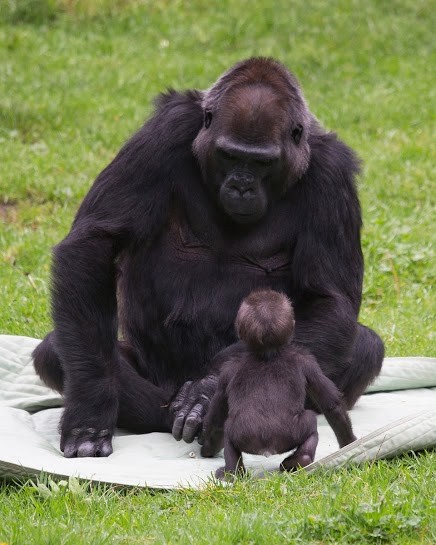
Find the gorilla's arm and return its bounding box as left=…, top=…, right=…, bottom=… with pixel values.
left=53, top=91, right=203, bottom=456
left=292, top=133, right=363, bottom=383
left=303, top=354, right=357, bottom=448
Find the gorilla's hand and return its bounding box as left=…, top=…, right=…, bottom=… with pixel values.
left=61, top=426, right=114, bottom=458
left=60, top=396, right=118, bottom=458
left=170, top=375, right=218, bottom=443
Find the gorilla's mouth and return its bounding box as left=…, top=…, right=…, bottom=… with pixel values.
left=220, top=198, right=267, bottom=224
left=220, top=187, right=267, bottom=224
left=230, top=210, right=263, bottom=224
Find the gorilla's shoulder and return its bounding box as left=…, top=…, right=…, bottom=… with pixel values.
left=127, top=89, right=204, bottom=147
left=308, top=131, right=361, bottom=183
left=154, top=89, right=203, bottom=117
left=120, top=89, right=203, bottom=159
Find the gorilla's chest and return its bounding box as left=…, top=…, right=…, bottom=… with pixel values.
left=118, top=214, right=294, bottom=371
left=123, top=213, right=292, bottom=324
left=150, top=216, right=292, bottom=324
left=163, top=217, right=292, bottom=276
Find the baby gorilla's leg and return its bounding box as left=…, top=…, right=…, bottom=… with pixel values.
left=280, top=410, right=318, bottom=471
left=216, top=435, right=245, bottom=480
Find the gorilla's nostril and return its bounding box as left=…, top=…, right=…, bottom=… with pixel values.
left=229, top=185, right=241, bottom=197
left=242, top=188, right=255, bottom=198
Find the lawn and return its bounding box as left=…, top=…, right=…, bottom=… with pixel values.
left=0, top=0, right=434, bottom=543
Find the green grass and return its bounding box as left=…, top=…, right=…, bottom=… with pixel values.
left=1, top=453, right=435, bottom=545
left=0, top=1, right=434, bottom=543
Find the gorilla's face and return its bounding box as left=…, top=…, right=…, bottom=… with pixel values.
left=193, top=83, right=310, bottom=224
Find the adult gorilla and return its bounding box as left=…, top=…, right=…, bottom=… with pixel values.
left=33, top=58, right=384, bottom=458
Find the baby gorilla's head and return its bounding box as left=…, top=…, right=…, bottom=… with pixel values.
left=235, top=290, right=294, bottom=350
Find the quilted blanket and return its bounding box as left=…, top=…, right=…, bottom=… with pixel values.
left=1, top=335, right=435, bottom=489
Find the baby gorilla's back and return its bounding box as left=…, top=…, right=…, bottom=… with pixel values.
left=225, top=354, right=312, bottom=456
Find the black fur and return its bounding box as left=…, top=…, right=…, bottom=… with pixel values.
left=200, top=333, right=357, bottom=478
left=33, top=58, right=383, bottom=458
left=201, top=290, right=356, bottom=479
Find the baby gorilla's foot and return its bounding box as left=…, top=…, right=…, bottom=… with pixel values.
left=215, top=464, right=246, bottom=481
left=280, top=453, right=313, bottom=471
left=281, top=430, right=318, bottom=471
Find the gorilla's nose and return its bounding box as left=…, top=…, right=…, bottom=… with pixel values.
left=227, top=174, right=255, bottom=198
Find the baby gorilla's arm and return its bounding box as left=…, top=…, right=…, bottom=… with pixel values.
left=200, top=372, right=230, bottom=457
left=304, top=355, right=357, bottom=448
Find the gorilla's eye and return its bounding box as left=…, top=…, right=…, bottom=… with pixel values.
left=204, top=109, right=213, bottom=129
left=220, top=149, right=238, bottom=161
left=291, top=124, right=303, bottom=145
left=255, top=158, right=274, bottom=167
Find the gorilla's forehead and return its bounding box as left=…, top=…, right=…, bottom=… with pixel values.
left=219, top=83, right=288, bottom=141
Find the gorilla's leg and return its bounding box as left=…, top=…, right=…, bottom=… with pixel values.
left=33, top=332, right=64, bottom=393
left=337, top=324, right=384, bottom=409
left=216, top=435, right=245, bottom=480
left=280, top=410, right=318, bottom=471
left=280, top=431, right=319, bottom=471
left=116, top=363, right=173, bottom=433
left=32, top=333, right=173, bottom=457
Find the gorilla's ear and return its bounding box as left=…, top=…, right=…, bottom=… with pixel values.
left=291, top=124, right=303, bottom=145
left=204, top=109, right=213, bottom=129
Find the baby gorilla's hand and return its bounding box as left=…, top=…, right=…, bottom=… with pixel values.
left=200, top=427, right=224, bottom=457
left=170, top=375, right=218, bottom=443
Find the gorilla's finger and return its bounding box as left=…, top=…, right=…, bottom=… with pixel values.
left=172, top=411, right=188, bottom=441
left=199, top=375, right=219, bottom=400
left=77, top=440, right=99, bottom=458
left=98, top=438, right=114, bottom=457
left=182, top=403, right=204, bottom=443
left=169, top=381, right=193, bottom=416
left=197, top=427, right=205, bottom=445
left=62, top=440, right=77, bottom=458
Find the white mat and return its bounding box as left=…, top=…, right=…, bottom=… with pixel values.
left=1, top=335, right=435, bottom=489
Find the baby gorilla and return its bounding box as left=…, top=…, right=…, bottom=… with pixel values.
left=201, top=290, right=357, bottom=479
